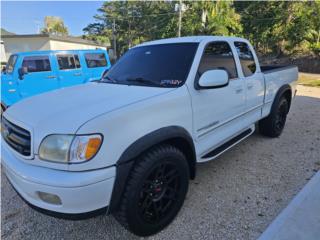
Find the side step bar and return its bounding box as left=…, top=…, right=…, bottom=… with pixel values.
left=201, top=128, right=253, bottom=160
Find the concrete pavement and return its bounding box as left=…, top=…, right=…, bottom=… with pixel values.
left=259, top=171, right=320, bottom=240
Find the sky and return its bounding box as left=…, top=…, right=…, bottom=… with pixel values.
left=1, top=1, right=104, bottom=36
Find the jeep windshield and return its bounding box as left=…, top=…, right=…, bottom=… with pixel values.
left=101, top=43, right=198, bottom=88
left=5, top=55, right=18, bottom=74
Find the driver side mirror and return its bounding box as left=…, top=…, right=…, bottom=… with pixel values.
left=198, top=69, right=229, bottom=89
left=18, top=67, right=28, bottom=80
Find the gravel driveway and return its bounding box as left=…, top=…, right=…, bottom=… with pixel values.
left=1, top=85, right=320, bottom=240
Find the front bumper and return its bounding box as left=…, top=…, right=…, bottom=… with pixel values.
left=1, top=141, right=116, bottom=215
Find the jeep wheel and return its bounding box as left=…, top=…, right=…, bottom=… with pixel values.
left=114, top=144, right=189, bottom=236
left=259, top=96, right=289, bottom=137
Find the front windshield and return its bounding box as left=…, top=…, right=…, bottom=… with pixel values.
left=6, top=55, right=18, bottom=74
left=102, top=43, right=199, bottom=88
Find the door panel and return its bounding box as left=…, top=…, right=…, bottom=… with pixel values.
left=234, top=42, right=264, bottom=122
left=17, top=55, right=59, bottom=98
left=190, top=41, right=247, bottom=156
left=56, top=54, right=85, bottom=88
left=193, top=79, right=245, bottom=139
left=245, top=73, right=264, bottom=111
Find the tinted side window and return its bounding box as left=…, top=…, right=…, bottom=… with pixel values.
left=198, top=42, right=238, bottom=79
left=6, top=55, right=18, bottom=73
left=74, top=55, right=81, bottom=68
left=22, top=56, right=51, bottom=73
left=234, top=42, right=256, bottom=77
left=57, top=54, right=81, bottom=70
left=85, top=53, right=107, bottom=68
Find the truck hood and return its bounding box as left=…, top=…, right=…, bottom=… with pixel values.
left=4, top=82, right=174, bottom=136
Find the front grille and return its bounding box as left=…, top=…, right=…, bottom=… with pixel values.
left=1, top=118, right=31, bottom=156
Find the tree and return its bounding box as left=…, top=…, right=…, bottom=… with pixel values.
left=235, top=1, right=320, bottom=55
left=41, top=16, right=68, bottom=36
left=84, top=1, right=177, bottom=57
left=84, top=1, right=320, bottom=57
left=182, top=1, right=242, bottom=36
left=83, top=1, right=242, bottom=57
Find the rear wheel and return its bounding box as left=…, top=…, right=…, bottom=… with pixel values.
left=259, top=96, right=289, bottom=137
left=114, top=144, right=189, bottom=236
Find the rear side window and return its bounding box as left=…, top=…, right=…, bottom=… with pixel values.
left=85, top=53, right=107, bottom=68
left=198, top=41, right=238, bottom=79
left=57, top=54, right=81, bottom=70
left=22, top=56, right=51, bottom=72
left=234, top=42, right=256, bottom=77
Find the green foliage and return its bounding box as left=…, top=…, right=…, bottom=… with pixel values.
left=83, top=1, right=177, bottom=56
left=235, top=1, right=320, bottom=56
left=182, top=1, right=242, bottom=36
left=41, top=16, right=68, bottom=36
left=84, top=0, right=320, bottom=57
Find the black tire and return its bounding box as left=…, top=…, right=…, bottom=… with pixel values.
left=259, top=96, right=289, bottom=137
left=114, top=144, right=189, bottom=236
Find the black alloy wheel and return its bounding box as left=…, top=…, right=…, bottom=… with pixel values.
left=114, top=144, right=189, bottom=236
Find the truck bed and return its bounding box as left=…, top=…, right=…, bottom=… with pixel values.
left=261, top=65, right=297, bottom=73
left=261, top=64, right=298, bottom=118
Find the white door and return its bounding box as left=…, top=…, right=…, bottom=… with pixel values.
left=234, top=41, right=265, bottom=123
left=190, top=41, right=247, bottom=157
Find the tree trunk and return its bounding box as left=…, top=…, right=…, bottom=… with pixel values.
left=201, top=9, right=207, bottom=29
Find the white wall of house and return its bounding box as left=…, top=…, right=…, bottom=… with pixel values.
left=2, top=37, right=51, bottom=59
left=49, top=40, right=105, bottom=51
left=1, top=41, right=7, bottom=63
left=2, top=36, right=106, bottom=60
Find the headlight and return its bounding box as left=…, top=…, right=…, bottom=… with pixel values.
left=39, top=134, right=102, bottom=163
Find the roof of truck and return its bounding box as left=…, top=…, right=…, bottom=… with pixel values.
left=136, top=36, right=249, bottom=48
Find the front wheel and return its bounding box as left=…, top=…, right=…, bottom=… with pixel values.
left=114, top=144, right=189, bottom=236
left=259, top=96, right=289, bottom=137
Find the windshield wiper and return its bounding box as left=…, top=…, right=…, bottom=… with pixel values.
left=125, top=77, right=160, bottom=87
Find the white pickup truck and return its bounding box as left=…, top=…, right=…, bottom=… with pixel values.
left=1, top=36, right=298, bottom=236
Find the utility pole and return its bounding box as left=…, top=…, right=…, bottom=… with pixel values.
left=177, top=0, right=182, bottom=37
left=112, top=19, right=117, bottom=60
left=34, top=20, right=41, bottom=34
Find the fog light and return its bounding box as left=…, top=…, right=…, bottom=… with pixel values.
left=37, top=191, right=62, bottom=205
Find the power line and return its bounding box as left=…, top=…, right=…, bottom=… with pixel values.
left=99, top=11, right=178, bottom=21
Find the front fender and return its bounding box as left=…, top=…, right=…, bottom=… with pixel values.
left=1, top=75, right=20, bottom=107
left=108, top=126, right=196, bottom=213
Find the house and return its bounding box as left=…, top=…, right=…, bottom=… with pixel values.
left=1, top=33, right=109, bottom=60
left=1, top=41, right=6, bottom=65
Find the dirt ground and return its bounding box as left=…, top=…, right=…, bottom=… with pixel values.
left=1, top=85, right=320, bottom=240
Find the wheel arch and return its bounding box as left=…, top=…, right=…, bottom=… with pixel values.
left=273, top=84, right=292, bottom=113
left=108, top=126, right=196, bottom=213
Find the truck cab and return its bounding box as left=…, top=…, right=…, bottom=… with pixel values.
left=1, top=49, right=111, bottom=109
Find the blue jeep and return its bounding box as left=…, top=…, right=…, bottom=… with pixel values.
left=1, top=49, right=111, bottom=110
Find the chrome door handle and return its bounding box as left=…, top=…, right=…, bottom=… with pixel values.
left=46, top=76, right=56, bottom=79
left=235, top=89, right=243, bottom=94
left=73, top=73, right=82, bottom=76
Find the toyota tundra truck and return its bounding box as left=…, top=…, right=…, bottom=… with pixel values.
left=1, top=36, right=298, bottom=236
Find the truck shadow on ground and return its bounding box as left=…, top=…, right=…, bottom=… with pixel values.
left=1, top=95, right=320, bottom=240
